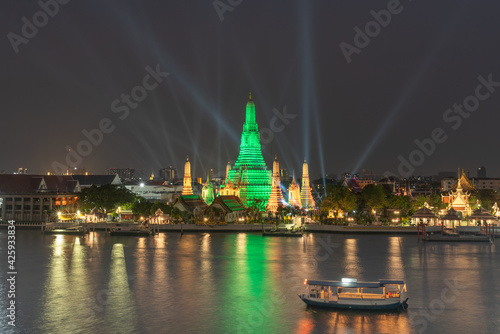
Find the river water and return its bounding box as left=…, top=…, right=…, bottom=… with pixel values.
left=0, top=231, right=498, bottom=334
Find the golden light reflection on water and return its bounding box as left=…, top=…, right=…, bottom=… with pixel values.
left=323, top=310, right=413, bottom=333
left=39, top=236, right=92, bottom=333
left=104, top=243, right=138, bottom=332
left=200, top=233, right=213, bottom=282
left=386, top=237, right=405, bottom=279
left=135, top=238, right=147, bottom=287
left=343, top=238, right=361, bottom=278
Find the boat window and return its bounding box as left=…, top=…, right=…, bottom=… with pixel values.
left=363, top=287, right=384, bottom=294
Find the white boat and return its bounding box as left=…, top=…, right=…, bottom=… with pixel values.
left=298, top=278, right=408, bottom=311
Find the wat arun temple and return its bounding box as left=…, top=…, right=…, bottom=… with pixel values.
left=188, top=93, right=316, bottom=212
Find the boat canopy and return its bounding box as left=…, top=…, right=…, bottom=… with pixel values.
left=305, top=279, right=405, bottom=288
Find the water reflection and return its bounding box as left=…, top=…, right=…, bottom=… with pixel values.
left=104, top=243, right=138, bottom=333
left=9, top=232, right=498, bottom=334
left=343, top=238, right=361, bottom=278
left=320, top=308, right=413, bottom=333
left=386, top=237, right=405, bottom=279
left=37, top=236, right=91, bottom=333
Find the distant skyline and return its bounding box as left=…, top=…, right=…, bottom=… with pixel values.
left=2, top=1, right=499, bottom=178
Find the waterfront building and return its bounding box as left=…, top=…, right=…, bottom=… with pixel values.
left=173, top=195, right=207, bottom=215
left=288, top=171, right=301, bottom=208
left=202, top=172, right=215, bottom=205
left=228, top=93, right=271, bottom=210
left=182, top=156, right=193, bottom=196
left=300, top=160, right=315, bottom=209
left=410, top=204, right=440, bottom=226
left=467, top=207, right=498, bottom=226
left=441, top=208, right=461, bottom=228
left=266, top=155, right=286, bottom=213
left=205, top=195, right=246, bottom=223
left=0, top=175, right=80, bottom=222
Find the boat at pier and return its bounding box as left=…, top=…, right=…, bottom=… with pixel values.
left=42, top=223, right=88, bottom=235
left=298, top=278, right=408, bottom=311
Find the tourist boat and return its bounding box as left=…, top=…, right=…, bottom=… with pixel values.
left=298, top=278, right=408, bottom=311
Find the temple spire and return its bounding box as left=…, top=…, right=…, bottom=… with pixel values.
left=300, top=160, right=315, bottom=209
left=230, top=93, right=271, bottom=210
left=288, top=169, right=301, bottom=208
left=266, top=155, right=285, bottom=213
left=182, top=156, right=193, bottom=195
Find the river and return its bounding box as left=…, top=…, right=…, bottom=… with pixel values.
left=0, top=231, right=498, bottom=333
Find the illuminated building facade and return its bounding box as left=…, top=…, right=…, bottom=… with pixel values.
left=182, top=156, right=193, bottom=196
left=266, top=155, right=286, bottom=213
left=288, top=171, right=301, bottom=208
left=228, top=93, right=271, bottom=210
left=300, top=160, right=315, bottom=209
left=441, top=178, right=472, bottom=216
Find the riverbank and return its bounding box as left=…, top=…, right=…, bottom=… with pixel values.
left=0, top=222, right=420, bottom=234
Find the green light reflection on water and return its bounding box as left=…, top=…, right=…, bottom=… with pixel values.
left=222, top=234, right=289, bottom=334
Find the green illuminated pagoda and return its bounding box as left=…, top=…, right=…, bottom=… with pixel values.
left=228, top=93, right=271, bottom=210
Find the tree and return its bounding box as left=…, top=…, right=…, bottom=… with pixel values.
left=132, top=198, right=153, bottom=217
left=471, top=189, right=498, bottom=210
left=359, top=185, right=388, bottom=217
left=320, top=184, right=356, bottom=217
left=79, top=184, right=136, bottom=214
left=387, top=193, right=412, bottom=217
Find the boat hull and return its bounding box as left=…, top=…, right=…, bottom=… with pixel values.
left=299, top=295, right=406, bottom=310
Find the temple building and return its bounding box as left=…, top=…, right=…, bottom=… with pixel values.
left=181, top=156, right=193, bottom=196
left=300, top=160, right=315, bottom=209
left=411, top=203, right=440, bottom=226
left=266, top=155, right=286, bottom=213
left=467, top=207, right=498, bottom=226
left=220, top=162, right=240, bottom=197
left=288, top=171, right=301, bottom=208
left=441, top=177, right=472, bottom=216
left=228, top=93, right=271, bottom=210
left=201, top=171, right=215, bottom=205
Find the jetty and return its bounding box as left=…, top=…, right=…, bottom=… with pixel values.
left=417, top=224, right=496, bottom=242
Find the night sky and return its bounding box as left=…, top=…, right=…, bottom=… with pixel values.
left=2, top=0, right=499, bottom=179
